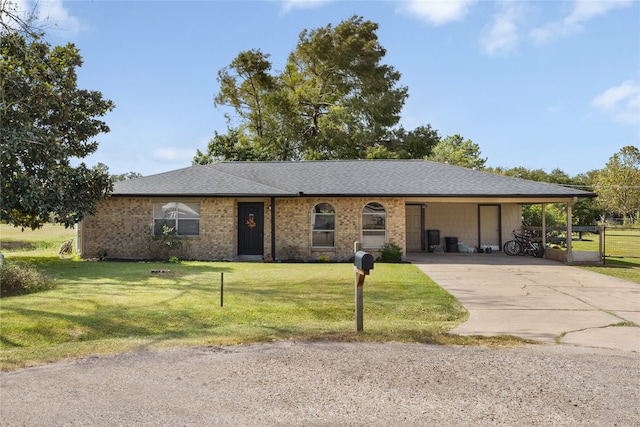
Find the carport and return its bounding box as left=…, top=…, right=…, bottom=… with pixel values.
left=405, top=195, right=601, bottom=265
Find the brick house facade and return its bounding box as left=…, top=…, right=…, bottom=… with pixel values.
left=77, top=160, right=594, bottom=261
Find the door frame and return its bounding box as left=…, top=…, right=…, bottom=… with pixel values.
left=405, top=204, right=426, bottom=252
left=238, top=202, right=264, bottom=256
left=477, top=204, right=502, bottom=249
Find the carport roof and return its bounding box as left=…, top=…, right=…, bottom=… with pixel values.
left=112, top=160, right=596, bottom=199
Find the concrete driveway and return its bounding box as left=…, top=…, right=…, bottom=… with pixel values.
left=406, top=252, right=640, bottom=352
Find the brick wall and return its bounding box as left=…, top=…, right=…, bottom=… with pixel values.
left=81, top=197, right=239, bottom=260
left=81, top=196, right=406, bottom=261
left=80, top=197, right=152, bottom=259
left=80, top=196, right=520, bottom=260
left=273, top=197, right=405, bottom=261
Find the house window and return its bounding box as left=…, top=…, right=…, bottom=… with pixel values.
left=153, top=202, right=200, bottom=236
left=312, top=203, right=335, bottom=247
left=362, top=202, right=386, bottom=248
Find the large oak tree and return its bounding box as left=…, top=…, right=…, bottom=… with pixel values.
left=196, top=16, right=439, bottom=163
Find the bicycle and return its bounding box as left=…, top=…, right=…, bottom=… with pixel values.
left=503, top=229, right=544, bottom=258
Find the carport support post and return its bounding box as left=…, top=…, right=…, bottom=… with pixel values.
left=354, top=267, right=368, bottom=332
left=541, top=204, right=547, bottom=248
left=566, top=198, right=576, bottom=264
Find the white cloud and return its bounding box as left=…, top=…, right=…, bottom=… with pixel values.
left=5, top=0, right=82, bottom=36
left=591, top=80, right=640, bottom=125
left=281, top=0, right=332, bottom=13
left=400, top=0, right=476, bottom=25
left=38, top=0, right=82, bottom=35
left=153, top=147, right=197, bottom=162
left=530, top=0, right=632, bottom=45
left=480, top=2, right=522, bottom=56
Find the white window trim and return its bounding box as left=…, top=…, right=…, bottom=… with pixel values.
left=311, top=202, right=336, bottom=248
left=361, top=202, right=386, bottom=249
left=153, top=201, right=201, bottom=237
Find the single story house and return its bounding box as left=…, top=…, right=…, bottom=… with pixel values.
left=77, top=160, right=596, bottom=262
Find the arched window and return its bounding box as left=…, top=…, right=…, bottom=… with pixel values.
left=362, top=202, right=386, bottom=248
left=312, top=203, right=335, bottom=247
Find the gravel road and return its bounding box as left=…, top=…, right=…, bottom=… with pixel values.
left=1, top=341, right=639, bottom=426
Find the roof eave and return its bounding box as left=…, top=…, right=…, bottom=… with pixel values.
left=110, top=192, right=597, bottom=199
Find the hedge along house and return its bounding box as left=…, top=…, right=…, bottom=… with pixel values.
left=77, top=160, right=596, bottom=262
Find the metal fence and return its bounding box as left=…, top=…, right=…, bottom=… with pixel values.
left=521, top=225, right=639, bottom=263
left=603, top=227, right=640, bottom=260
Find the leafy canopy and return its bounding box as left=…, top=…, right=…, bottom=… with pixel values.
left=428, top=134, right=486, bottom=170
left=594, top=145, right=640, bottom=223
left=486, top=166, right=603, bottom=226
left=1, top=24, right=115, bottom=229
left=195, top=16, right=439, bottom=163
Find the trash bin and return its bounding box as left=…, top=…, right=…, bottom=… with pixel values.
left=445, top=236, right=458, bottom=252
left=427, top=230, right=440, bottom=253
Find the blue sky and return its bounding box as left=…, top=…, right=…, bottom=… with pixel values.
left=21, top=0, right=640, bottom=177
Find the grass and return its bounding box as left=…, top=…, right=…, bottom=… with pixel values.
left=1, top=223, right=75, bottom=256
left=580, top=258, right=640, bottom=284
left=2, top=256, right=519, bottom=371
left=569, top=230, right=639, bottom=258
left=11, top=223, right=638, bottom=371
left=1, top=225, right=524, bottom=371
left=563, top=232, right=640, bottom=284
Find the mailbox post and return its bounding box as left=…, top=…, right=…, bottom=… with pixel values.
left=353, top=250, right=374, bottom=332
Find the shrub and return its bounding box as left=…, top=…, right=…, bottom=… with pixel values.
left=378, top=242, right=403, bottom=262
left=279, top=245, right=301, bottom=261
left=0, top=261, right=55, bottom=298
left=145, top=223, right=190, bottom=261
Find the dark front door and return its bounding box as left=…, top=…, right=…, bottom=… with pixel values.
left=238, top=203, right=264, bottom=255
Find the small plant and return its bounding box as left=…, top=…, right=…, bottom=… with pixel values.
left=145, top=222, right=189, bottom=260
left=0, top=261, right=55, bottom=298
left=378, top=242, right=403, bottom=262
left=168, top=256, right=181, bottom=264
left=279, top=245, right=301, bottom=261
left=317, top=255, right=330, bottom=262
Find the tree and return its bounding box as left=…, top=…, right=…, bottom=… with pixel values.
left=93, top=162, right=142, bottom=182
left=200, top=16, right=435, bottom=163
left=370, top=125, right=440, bottom=159
left=111, top=171, right=143, bottom=182
left=487, top=166, right=604, bottom=226
left=0, top=0, right=40, bottom=36
left=594, top=146, right=640, bottom=223
left=194, top=128, right=271, bottom=163
left=571, top=169, right=605, bottom=225
left=1, top=21, right=115, bottom=229
left=428, top=134, right=486, bottom=170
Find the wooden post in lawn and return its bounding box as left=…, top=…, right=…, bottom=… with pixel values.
left=354, top=267, right=367, bottom=331
left=353, top=250, right=374, bottom=332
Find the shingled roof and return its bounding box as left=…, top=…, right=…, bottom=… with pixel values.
left=112, top=160, right=595, bottom=199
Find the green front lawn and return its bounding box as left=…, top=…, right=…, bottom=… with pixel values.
left=1, top=257, right=492, bottom=371
left=17, top=224, right=637, bottom=371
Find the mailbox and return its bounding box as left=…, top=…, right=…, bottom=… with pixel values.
left=354, top=251, right=374, bottom=271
